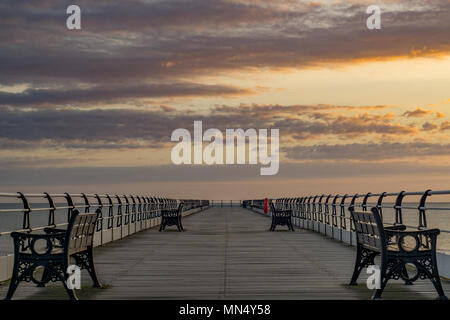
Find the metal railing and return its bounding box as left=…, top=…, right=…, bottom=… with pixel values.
left=245, top=190, right=450, bottom=230
left=0, top=192, right=209, bottom=246
left=243, top=189, right=450, bottom=254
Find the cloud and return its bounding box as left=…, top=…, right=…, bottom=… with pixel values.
left=0, top=104, right=420, bottom=151
left=0, top=1, right=449, bottom=193
left=436, top=112, right=445, bottom=119
left=212, top=103, right=388, bottom=116
left=0, top=83, right=252, bottom=107
left=284, top=142, right=450, bottom=161
left=440, top=121, right=450, bottom=131
left=422, top=122, right=438, bottom=131
left=402, top=108, right=432, bottom=118
left=0, top=108, right=185, bottom=147
left=0, top=0, right=311, bottom=34
left=0, top=0, right=449, bottom=87
left=277, top=112, right=418, bottom=141
left=402, top=108, right=445, bottom=120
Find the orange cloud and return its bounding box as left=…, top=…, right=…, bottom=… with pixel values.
left=402, top=108, right=432, bottom=118
left=403, top=108, right=445, bottom=119
left=440, top=121, right=450, bottom=131
left=422, top=122, right=438, bottom=131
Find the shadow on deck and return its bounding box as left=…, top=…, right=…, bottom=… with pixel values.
left=1, top=207, right=448, bottom=300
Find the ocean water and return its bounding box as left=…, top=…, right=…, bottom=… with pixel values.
left=0, top=202, right=449, bottom=255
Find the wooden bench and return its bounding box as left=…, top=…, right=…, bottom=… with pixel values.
left=159, top=203, right=184, bottom=231
left=269, top=202, right=294, bottom=231
left=4, top=209, right=102, bottom=300
left=349, top=207, right=447, bottom=300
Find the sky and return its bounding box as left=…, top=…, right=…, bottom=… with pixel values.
left=0, top=0, right=449, bottom=199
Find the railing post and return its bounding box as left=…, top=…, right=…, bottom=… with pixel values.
left=44, top=192, right=56, bottom=227
left=64, top=192, right=74, bottom=222
left=394, top=191, right=406, bottom=225
left=18, top=192, right=31, bottom=231
left=137, top=196, right=143, bottom=231
left=349, top=194, right=359, bottom=232
left=145, top=197, right=151, bottom=229
left=324, top=195, right=332, bottom=235
left=331, top=195, right=337, bottom=227
left=339, top=194, right=348, bottom=241
left=419, top=189, right=432, bottom=230
left=361, top=192, right=372, bottom=212
left=115, top=195, right=123, bottom=240
left=95, top=194, right=103, bottom=244
left=123, top=195, right=130, bottom=236
left=318, top=195, right=324, bottom=224
left=376, top=192, right=387, bottom=221
left=306, top=196, right=312, bottom=224
left=312, top=196, right=318, bottom=230
left=81, top=193, right=90, bottom=213
left=130, top=195, right=136, bottom=227
left=106, top=194, right=114, bottom=242
left=299, top=197, right=304, bottom=223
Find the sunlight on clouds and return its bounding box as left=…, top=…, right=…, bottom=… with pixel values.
left=0, top=84, right=29, bottom=94
left=198, top=55, right=450, bottom=109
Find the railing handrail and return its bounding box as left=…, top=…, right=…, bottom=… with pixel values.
left=0, top=192, right=210, bottom=237
left=243, top=188, right=450, bottom=233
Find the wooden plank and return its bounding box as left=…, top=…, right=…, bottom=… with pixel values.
left=0, top=206, right=448, bottom=300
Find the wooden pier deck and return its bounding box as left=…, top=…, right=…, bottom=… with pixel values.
left=1, top=207, right=449, bottom=300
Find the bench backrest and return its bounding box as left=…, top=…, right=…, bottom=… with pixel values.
left=177, top=202, right=184, bottom=214
left=65, top=209, right=99, bottom=255
left=162, top=202, right=184, bottom=216
left=270, top=202, right=288, bottom=214
left=349, top=207, right=385, bottom=252
left=270, top=202, right=276, bottom=213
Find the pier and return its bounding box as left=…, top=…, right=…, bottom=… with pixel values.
left=0, top=192, right=449, bottom=300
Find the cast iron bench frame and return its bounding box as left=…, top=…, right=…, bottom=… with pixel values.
left=4, top=209, right=102, bottom=300
left=159, top=203, right=184, bottom=231
left=269, top=201, right=294, bottom=231
left=349, top=206, right=447, bottom=300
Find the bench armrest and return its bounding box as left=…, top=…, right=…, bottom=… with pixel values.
left=11, top=231, right=62, bottom=239
left=385, top=228, right=440, bottom=237
left=384, top=224, right=406, bottom=231
left=385, top=228, right=440, bottom=251
left=11, top=232, right=66, bottom=254
left=43, top=227, right=66, bottom=234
